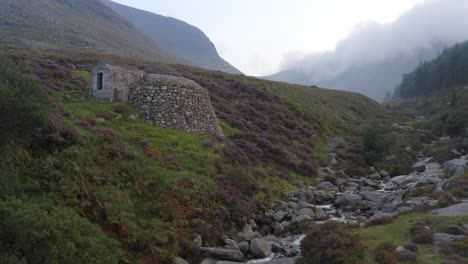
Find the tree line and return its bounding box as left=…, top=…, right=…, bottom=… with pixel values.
left=395, top=40, right=468, bottom=98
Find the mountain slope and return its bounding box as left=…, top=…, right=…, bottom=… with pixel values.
left=0, top=47, right=389, bottom=263
left=102, top=0, right=241, bottom=74
left=0, top=0, right=177, bottom=62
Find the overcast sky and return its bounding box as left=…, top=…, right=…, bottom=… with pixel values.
left=112, top=0, right=424, bottom=76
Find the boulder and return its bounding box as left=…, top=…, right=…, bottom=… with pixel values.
left=200, top=248, right=244, bottom=262
left=359, top=191, right=388, bottom=203
left=238, top=241, right=250, bottom=254
left=314, top=207, right=328, bottom=221
left=330, top=157, right=338, bottom=166
left=193, top=235, right=203, bottom=247
left=433, top=233, right=467, bottom=245
left=316, top=181, right=338, bottom=191
left=297, top=201, right=315, bottom=210
left=390, top=175, right=417, bottom=186
left=334, top=194, right=362, bottom=207
left=369, top=173, right=381, bottom=180
left=264, top=258, right=299, bottom=264
left=297, top=207, right=315, bottom=218
left=380, top=170, right=389, bottom=177
left=174, top=256, right=189, bottom=264
left=273, top=211, right=286, bottom=222
left=224, top=238, right=240, bottom=251
left=432, top=203, right=468, bottom=216
left=292, top=215, right=313, bottom=224
left=360, top=178, right=379, bottom=188
left=327, top=137, right=345, bottom=149
left=201, top=258, right=217, bottom=264
left=250, top=238, right=272, bottom=258
left=128, top=114, right=138, bottom=121
left=216, top=262, right=244, bottom=264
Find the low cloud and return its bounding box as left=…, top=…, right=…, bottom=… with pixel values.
left=279, top=0, right=468, bottom=100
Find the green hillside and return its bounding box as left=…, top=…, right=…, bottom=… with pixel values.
left=0, top=47, right=388, bottom=263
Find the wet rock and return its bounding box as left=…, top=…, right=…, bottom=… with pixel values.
left=200, top=248, right=244, bottom=262
left=250, top=238, right=272, bottom=258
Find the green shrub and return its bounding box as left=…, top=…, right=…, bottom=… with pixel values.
left=0, top=199, right=122, bottom=264
left=298, top=222, right=365, bottom=264
left=0, top=57, right=48, bottom=146
left=362, top=125, right=395, bottom=165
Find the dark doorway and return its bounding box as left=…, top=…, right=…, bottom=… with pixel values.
left=97, top=72, right=103, bottom=90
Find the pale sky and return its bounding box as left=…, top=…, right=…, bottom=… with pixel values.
left=112, top=0, right=424, bottom=76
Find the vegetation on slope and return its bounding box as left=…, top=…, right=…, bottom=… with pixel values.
left=0, top=0, right=176, bottom=63
left=395, top=40, right=468, bottom=98
left=0, top=47, right=388, bottom=263
left=359, top=213, right=468, bottom=264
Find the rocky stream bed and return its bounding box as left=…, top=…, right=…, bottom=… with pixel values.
left=189, top=139, right=468, bottom=264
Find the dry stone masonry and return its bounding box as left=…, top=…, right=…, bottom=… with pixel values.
left=90, top=64, right=224, bottom=137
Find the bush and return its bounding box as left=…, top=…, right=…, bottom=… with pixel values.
left=409, top=221, right=434, bottom=244
left=373, top=242, right=398, bottom=264
left=365, top=216, right=395, bottom=227
left=298, top=222, right=365, bottom=264
left=0, top=199, right=122, bottom=263
left=0, top=57, right=49, bottom=146
left=362, top=125, right=395, bottom=165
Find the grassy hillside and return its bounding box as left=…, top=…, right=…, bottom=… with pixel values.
left=0, top=47, right=389, bottom=263
left=0, top=0, right=177, bottom=63
left=388, top=85, right=468, bottom=137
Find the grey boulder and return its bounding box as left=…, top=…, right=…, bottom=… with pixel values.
left=432, top=203, right=468, bottom=216
left=250, top=238, right=272, bottom=258
left=200, top=248, right=244, bottom=262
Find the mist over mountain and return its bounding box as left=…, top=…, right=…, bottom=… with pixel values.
left=102, top=0, right=241, bottom=74
left=266, top=0, right=468, bottom=101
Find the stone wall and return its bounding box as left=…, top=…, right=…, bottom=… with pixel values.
left=128, top=74, right=224, bottom=137
left=90, top=64, right=224, bottom=137
left=90, top=64, right=144, bottom=102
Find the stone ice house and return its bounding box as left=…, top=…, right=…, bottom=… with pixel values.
left=90, top=64, right=224, bottom=137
